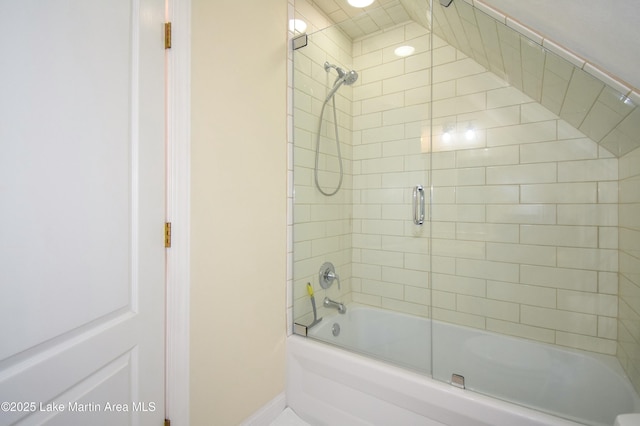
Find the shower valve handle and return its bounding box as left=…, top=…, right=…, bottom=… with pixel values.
left=319, top=262, right=340, bottom=290
left=325, top=270, right=341, bottom=290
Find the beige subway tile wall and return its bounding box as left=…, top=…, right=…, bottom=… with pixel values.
left=618, top=146, right=640, bottom=392
left=294, top=19, right=620, bottom=356
left=350, top=22, right=431, bottom=316
left=291, top=0, right=640, bottom=390
left=292, top=19, right=355, bottom=324
left=425, top=38, right=618, bottom=356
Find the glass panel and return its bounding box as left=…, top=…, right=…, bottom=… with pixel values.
left=292, top=0, right=640, bottom=425
left=429, top=0, right=640, bottom=425
left=291, top=1, right=432, bottom=374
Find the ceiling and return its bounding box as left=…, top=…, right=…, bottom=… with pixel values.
left=310, top=0, right=416, bottom=39
left=482, top=0, right=640, bottom=91
left=311, top=0, right=640, bottom=92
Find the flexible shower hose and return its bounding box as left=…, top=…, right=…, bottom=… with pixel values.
left=314, top=93, right=343, bottom=196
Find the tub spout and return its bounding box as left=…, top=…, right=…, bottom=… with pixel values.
left=323, top=297, right=346, bottom=314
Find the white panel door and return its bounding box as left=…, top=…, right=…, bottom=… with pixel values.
left=0, top=0, right=166, bottom=424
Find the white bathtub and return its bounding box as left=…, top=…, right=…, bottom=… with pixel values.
left=287, top=305, right=640, bottom=426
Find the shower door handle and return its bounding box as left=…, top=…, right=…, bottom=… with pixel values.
left=413, top=185, right=425, bottom=225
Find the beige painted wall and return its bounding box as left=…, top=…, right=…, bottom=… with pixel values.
left=190, top=0, right=288, bottom=424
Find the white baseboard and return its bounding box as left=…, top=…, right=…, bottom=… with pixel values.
left=240, top=392, right=287, bottom=426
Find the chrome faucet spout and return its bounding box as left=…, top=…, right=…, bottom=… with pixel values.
left=323, top=297, right=346, bottom=314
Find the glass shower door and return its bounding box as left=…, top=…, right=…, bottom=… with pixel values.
left=291, top=1, right=433, bottom=373
left=428, top=0, right=639, bottom=424
left=290, top=1, right=639, bottom=423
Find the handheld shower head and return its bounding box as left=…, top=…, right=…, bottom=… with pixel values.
left=316, top=62, right=359, bottom=197
left=323, top=62, right=359, bottom=101
left=343, top=69, right=358, bottom=86
left=324, top=62, right=358, bottom=84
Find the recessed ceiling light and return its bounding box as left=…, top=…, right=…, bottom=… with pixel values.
left=348, top=0, right=375, bottom=8
left=394, top=45, right=415, bottom=57
left=289, top=19, right=307, bottom=34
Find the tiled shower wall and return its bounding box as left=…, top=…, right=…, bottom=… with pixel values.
left=428, top=59, right=619, bottom=355
left=291, top=2, right=634, bottom=362
left=349, top=25, right=619, bottom=356
left=292, top=21, right=355, bottom=323
left=350, top=21, right=431, bottom=317
left=294, top=16, right=620, bottom=355
left=619, top=146, right=640, bottom=391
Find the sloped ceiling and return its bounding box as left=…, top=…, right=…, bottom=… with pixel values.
left=308, top=0, right=640, bottom=157
left=431, top=0, right=640, bottom=157
left=482, top=0, right=640, bottom=91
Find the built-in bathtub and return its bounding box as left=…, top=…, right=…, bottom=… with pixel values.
left=287, top=305, right=640, bottom=426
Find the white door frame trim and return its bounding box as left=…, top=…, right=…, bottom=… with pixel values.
left=166, top=0, right=191, bottom=423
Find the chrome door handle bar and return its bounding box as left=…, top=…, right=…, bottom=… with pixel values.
left=413, top=185, right=425, bottom=225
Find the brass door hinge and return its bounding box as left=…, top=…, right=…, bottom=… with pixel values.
left=165, top=222, right=172, bottom=248
left=165, top=22, right=172, bottom=49
left=164, top=419, right=171, bottom=426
